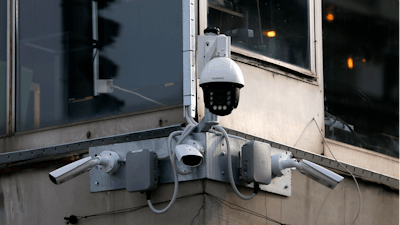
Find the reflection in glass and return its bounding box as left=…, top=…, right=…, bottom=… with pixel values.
left=0, top=1, right=6, bottom=135
left=17, top=0, right=183, bottom=132
left=323, top=0, right=399, bottom=157
left=208, top=0, right=310, bottom=69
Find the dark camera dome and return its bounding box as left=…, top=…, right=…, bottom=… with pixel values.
left=200, top=82, right=241, bottom=116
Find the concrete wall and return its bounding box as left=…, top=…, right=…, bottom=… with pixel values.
left=203, top=173, right=399, bottom=225
left=0, top=163, right=397, bottom=225
left=198, top=61, right=325, bottom=155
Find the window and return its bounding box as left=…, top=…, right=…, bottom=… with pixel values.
left=17, top=0, right=183, bottom=132
left=0, top=0, right=7, bottom=135
left=323, top=0, right=399, bottom=157
left=207, top=0, right=311, bottom=71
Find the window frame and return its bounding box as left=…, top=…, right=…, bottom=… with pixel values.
left=200, top=0, right=318, bottom=78
left=3, top=0, right=195, bottom=137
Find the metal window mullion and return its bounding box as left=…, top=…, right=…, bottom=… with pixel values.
left=199, top=0, right=207, bottom=35
left=92, top=1, right=99, bottom=96
left=5, top=0, right=10, bottom=136
left=6, top=0, right=16, bottom=135
left=183, top=0, right=196, bottom=118
left=314, top=0, right=324, bottom=87
left=309, top=0, right=316, bottom=75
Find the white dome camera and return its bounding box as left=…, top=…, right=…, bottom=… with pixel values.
left=199, top=57, right=244, bottom=116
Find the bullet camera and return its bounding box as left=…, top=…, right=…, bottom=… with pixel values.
left=49, top=151, right=121, bottom=185
left=271, top=154, right=344, bottom=189
left=199, top=57, right=244, bottom=116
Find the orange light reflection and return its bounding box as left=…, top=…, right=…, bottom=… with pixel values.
left=263, top=31, right=276, bottom=37
left=347, top=58, right=354, bottom=69
left=326, top=13, right=334, bottom=22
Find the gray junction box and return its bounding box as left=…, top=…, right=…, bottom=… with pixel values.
left=125, top=149, right=158, bottom=192
left=241, top=141, right=272, bottom=185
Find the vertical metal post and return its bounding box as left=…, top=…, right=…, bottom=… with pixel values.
left=5, top=0, right=10, bottom=136
left=92, top=0, right=99, bottom=96
left=309, top=0, right=316, bottom=75
left=54, top=55, right=61, bottom=121
left=7, top=0, right=16, bottom=135
left=183, top=0, right=196, bottom=118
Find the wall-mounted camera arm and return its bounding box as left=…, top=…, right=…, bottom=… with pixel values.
left=272, top=154, right=344, bottom=189
left=194, top=108, right=219, bottom=132
left=49, top=156, right=100, bottom=185
left=49, top=150, right=121, bottom=185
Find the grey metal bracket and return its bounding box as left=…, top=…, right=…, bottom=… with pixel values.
left=195, top=108, right=219, bottom=132
left=222, top=126, right=399, bottom=190
left=89, top=132, right=292, bottom=196
left=97, top=79, right=114, bottom=94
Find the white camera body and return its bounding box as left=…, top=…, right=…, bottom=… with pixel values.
left=198, top=33, right=245, bottom=116
left=271, top=153, right=344, bottom=189
left=49, top=150, right=121, bottom=185
left=175, top=144, right=203, bottom=167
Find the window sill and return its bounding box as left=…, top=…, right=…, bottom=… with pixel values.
left=231, top=46, right=317, bottom=79
left=7, top=104, right=183, bottom=137
left=230, top=47, right=318, bottom=86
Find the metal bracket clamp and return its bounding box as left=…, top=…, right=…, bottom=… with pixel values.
left=197, top=34, right=231, bottom=79
left=89, top=132, right=292, bottom=196
left=97, top=79, right=114, bottom=94
left=195, top=108, right=219, bottom=132
left=97, top=150, right=120, bottom=174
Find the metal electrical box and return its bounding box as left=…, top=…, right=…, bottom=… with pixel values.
left=125, top=149, right=158, bottom=192
left=241, top=141, right=272, bottom=185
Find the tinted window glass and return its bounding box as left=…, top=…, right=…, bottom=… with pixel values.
left=323, top=0, right=399, bottom=157
left=208, top=0, right=310, bottom=69
left=0, top=0, right=7, bottom=135
left=17, top=0, right=183, bottom=132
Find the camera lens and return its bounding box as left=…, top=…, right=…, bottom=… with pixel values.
left=215, top=93, right=225, bottom=105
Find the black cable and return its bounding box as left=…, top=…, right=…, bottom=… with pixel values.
left=190, top=203, right=204, bottom=225
left=66, top=191, right=287, bottom=225
left=204, top=192, right=287, bottom=225
left=70, top=192, right=203, bottom=223
left=92, top=47, right=99, bottom=63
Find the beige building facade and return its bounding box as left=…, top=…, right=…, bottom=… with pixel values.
left=0, top=0, right=398, bottom=224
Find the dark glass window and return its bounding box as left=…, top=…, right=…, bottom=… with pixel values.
left=323, top=0, right=399, bottom=157
left=0, top=0, right=6, bottom=135
left=17, top=0, right=183, bottom=132
left=207, top=0, right=310, bottom=69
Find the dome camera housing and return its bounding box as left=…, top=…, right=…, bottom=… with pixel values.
left=199, top=57, right=244, bottom=116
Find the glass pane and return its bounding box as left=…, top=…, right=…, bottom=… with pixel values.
left=323, top=0, right=399, bottom=157
left=17, top=0, right=183, bottom=132
left=0, top=0, right=7, bottom=135
left=208, top=0, right=310, bottom=69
